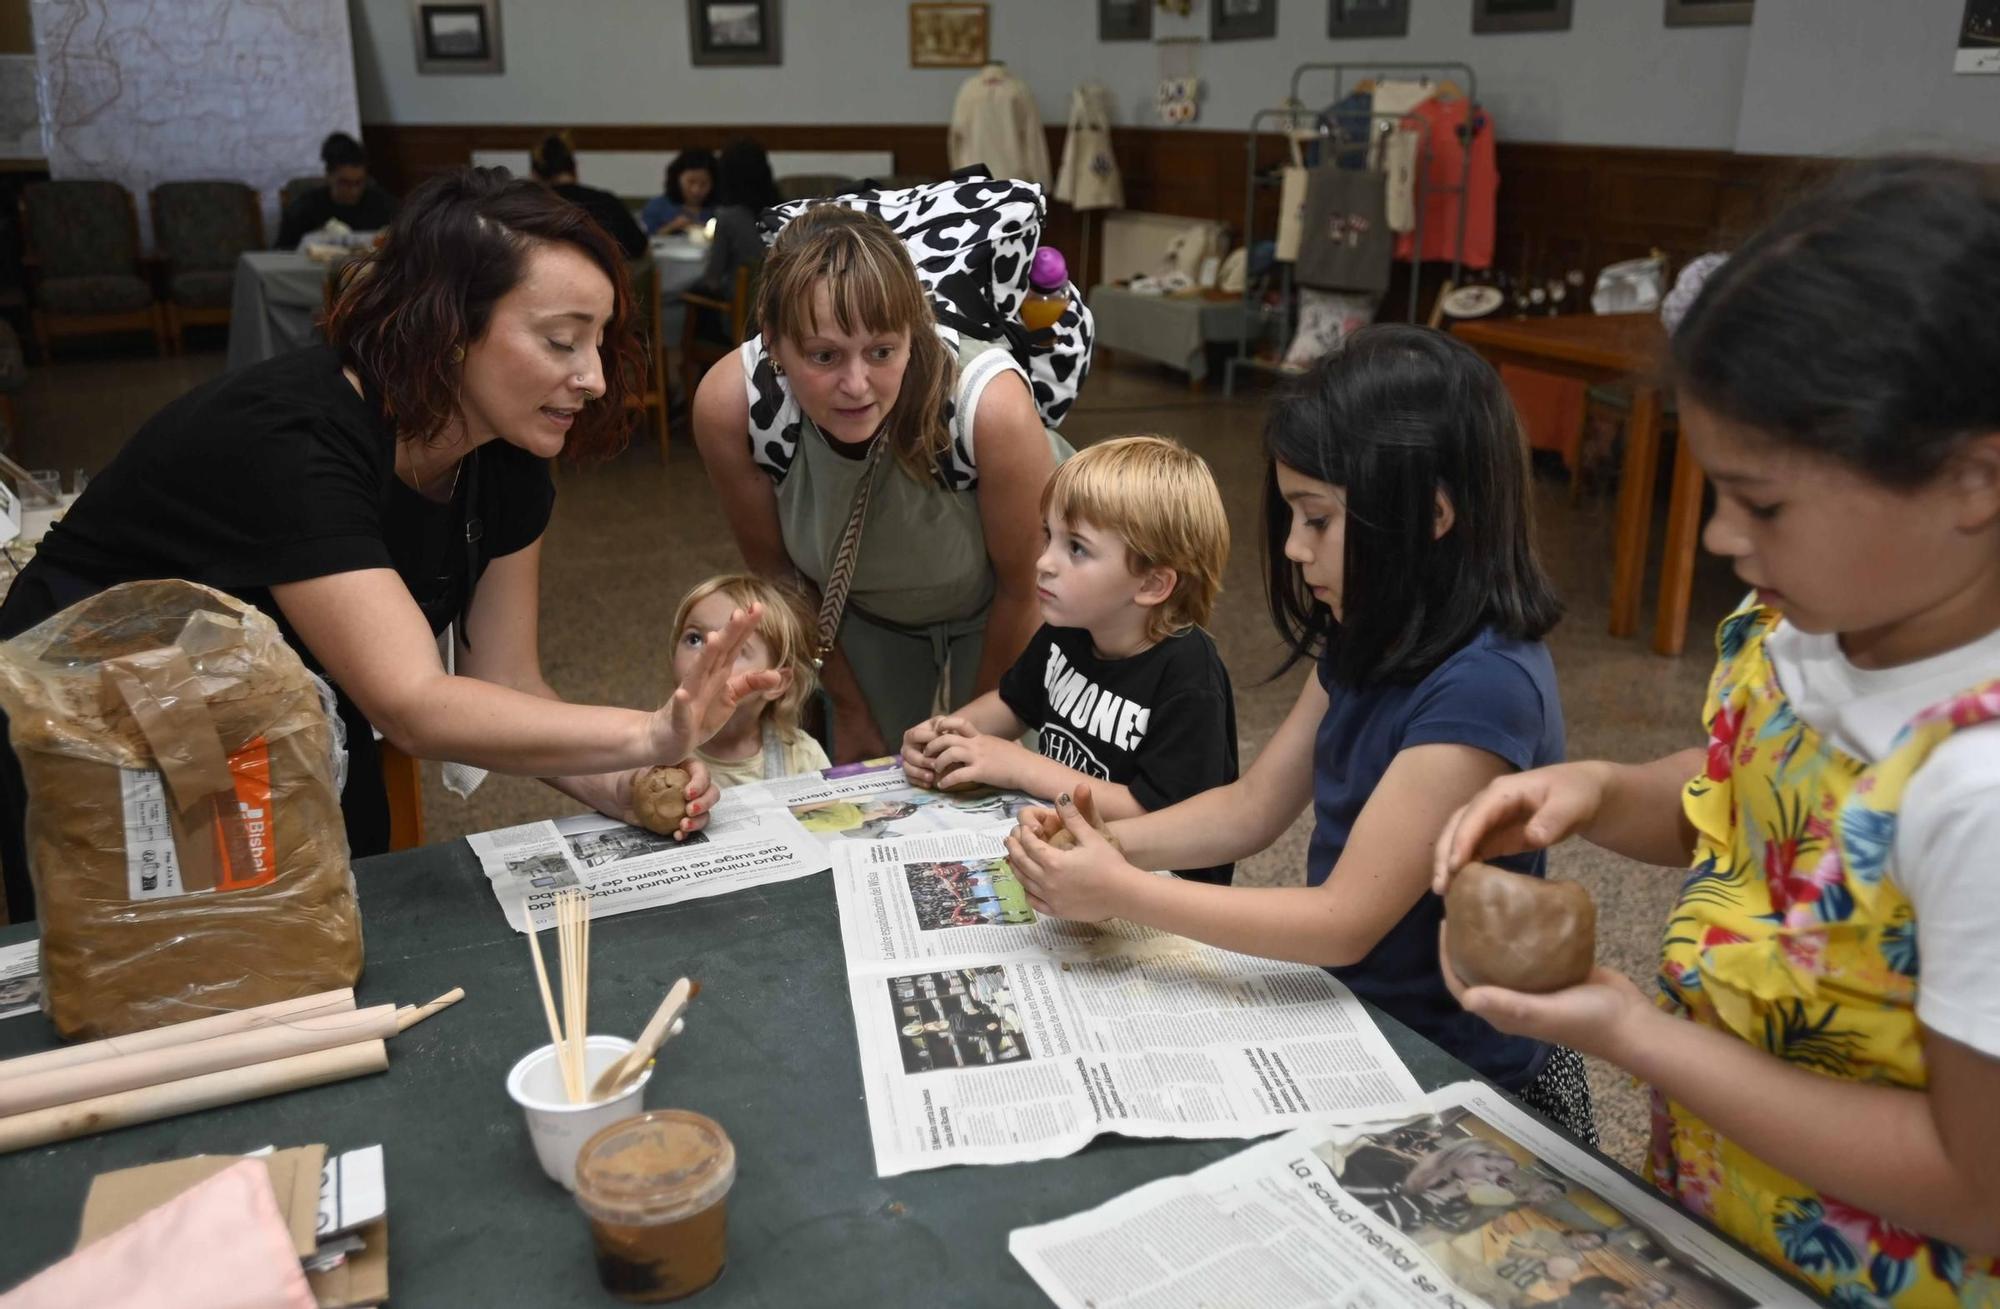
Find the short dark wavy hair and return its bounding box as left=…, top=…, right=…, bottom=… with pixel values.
left=323, top=166, right=641, bottom=460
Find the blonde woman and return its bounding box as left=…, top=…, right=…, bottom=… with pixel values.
left=693, top=205, right=1068, bottom=761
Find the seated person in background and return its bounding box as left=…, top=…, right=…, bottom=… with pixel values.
left=642, top=148, right=717, bottom=236
left=530, top=133, right=647, bottom=260
left=276, top=131, right=398, bottom=250
left=901, top=435, right=1241, bottom=884
left=694, top=137, right=780, bottom=300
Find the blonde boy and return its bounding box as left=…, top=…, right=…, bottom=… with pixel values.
left=901, top=435, right=1239, bottom=882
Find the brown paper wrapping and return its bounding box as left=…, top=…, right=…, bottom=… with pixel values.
left=0, top=580, right=364, bottom=1039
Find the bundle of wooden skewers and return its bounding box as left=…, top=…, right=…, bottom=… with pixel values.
left=0, top=985, right=464, bottom=1154
left=526, top=886, right=699, bottom=1104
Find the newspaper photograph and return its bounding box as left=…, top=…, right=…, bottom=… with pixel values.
left=467, top=793, right=823, bottom=933
left=737, top=758, right=1038, bottom=859
left=1011, top=1080, right=1812, bottom=1309
left=835, top=832, right=1425, bottom=1177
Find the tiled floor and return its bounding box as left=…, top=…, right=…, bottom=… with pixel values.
left=14, top=344, right=1747, bottom=1171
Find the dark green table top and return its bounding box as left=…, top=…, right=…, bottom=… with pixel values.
left=0, top=842, right=1511, bottom=1305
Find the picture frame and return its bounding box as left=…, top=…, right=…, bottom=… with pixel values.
left=1098, top=0, right=1152, bottom=42
left=410, top=1, right=502, bottom=75
left=1663, top=0, right=1752, bottom=26
left=1471, top=0, right=1573, bottom=34
left=1328, top=0, right=1410, bottom=39
left=910, top=2, right=989, bottom=68
left=1211, top=0, right=1278, bottom=41
left=687, top=0, right=782, bottom=68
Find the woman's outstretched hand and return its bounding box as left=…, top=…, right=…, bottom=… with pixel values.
left=648, top=603, right=784, bottom=762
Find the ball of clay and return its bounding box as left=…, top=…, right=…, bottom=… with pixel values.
left=632, top=765, right=691, bottom=835
left=1047, top=827, right=1079, bottom=851
left=1444, top=862, right=1596, bottom=993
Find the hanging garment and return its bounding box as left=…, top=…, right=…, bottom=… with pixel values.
left=1294, top=167, right=1393, bottom=295
left=1393, top=98, right=1498, bottom=269
left=949, top=64, right=1051, bottom=187
left=1055, top=82, right=1123, bottom=211
left=1367, top=79, right=1435, bottom=233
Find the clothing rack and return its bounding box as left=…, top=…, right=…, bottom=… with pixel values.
left=1224, top=60, right=1480, bottom=396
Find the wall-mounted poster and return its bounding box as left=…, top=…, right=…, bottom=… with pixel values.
left=688, top=0, right=782, bottom=67
left=1472, top=0, right=1572, bottom=34
left=1664, top=0, right=1752, bottom=26
left=1959, top=0, right=2000, bottom=72
left=1213, top=0, right=1277, bottom=41
left=412, top=2, right=502, bottom=74
left=1100, top=0, right=1151, bottom=41
left=1329, top=0, right=1410, bottom=39
left=910, top=2, right=989, bottom=68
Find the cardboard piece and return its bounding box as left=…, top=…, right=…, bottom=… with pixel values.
left=78, top=1145, right=325, bottom=1259
left=306, top=1217, right=388, bottom=1309
left=74, top=1144, right=387, bottom=1305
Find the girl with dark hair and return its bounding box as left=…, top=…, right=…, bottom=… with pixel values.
left=275, top=130, right=397, bottom=250
left=1008, top=324, right=1591, bottom=1139
left=530, top=132, right=647, bottom=260
left=695, top=137, right=782, bottom=298
left=642, top=148, right=717, bottom=237
left=1435, top=157, right=2000, bottom=1303
left=0, top=167, right=776, bottom=921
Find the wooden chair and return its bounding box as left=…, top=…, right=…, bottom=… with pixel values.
left=379, top=742, right=425, bottom=851
left=19, top=180, right=166, bottom=357
left=680, top=264, right=756, bottom=407
left=279, top=174, right=324, bottom=217
left=150, top=181, right=264, bottom=353
left=626, top=255, right=671, bottom=459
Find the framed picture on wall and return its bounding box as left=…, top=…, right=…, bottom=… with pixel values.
left=688, top=0, right=782, bottom=67
left=411, top=1, right=502, bottom=75
left=1328, top=0, right=1409, bottom=39
left=910, top=3, right=989, bottom=68
left=1664, top=0, right=1752, bottom=26
left=1212, top=0, right=1277, bottom=41
left=1472, top=0, right=1572, bottom=34
left=1099, top=0, right=1152, bottom=42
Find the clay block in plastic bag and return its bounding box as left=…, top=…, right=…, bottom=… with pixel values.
left=0, top=580, right=363, bottom=1039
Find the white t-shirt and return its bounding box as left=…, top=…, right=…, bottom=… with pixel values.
left=1765, top=618, right=2000, bottom=1057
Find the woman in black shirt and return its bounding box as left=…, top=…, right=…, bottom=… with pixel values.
left=0, top=169, right=773, bottom=921
left=529, top=133, right=648, bottom=260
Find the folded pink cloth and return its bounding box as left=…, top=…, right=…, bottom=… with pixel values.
left=0, top=1158, right=314, bottom=1309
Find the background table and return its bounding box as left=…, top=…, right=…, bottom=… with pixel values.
left=1087, top=285, right=1246, bottom=389
left=1452, top=314, right=1702, bottom=657
left=227, top=250, right=335, bottom=371
left=0, top=839, right=1808, bottom=1305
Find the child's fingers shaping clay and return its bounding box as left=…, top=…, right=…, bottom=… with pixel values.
left=1442, top=862, right=1596, bottom=993
left=632, top=765, right=693, bottom=835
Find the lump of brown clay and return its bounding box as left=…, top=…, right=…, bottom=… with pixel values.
left=1444, top=862, right=1596, bottom=993
left=632, top=765, right=691, bottom=835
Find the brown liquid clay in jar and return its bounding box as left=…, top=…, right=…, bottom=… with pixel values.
left=574, top=1109, right=736, bottom=1303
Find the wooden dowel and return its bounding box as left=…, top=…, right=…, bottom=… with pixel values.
left=0, top=1040, right=389, bottom=1154
left=0, top=989, right=356, bottom=1079
left=0, top=1005, right=399, bottom=1118
left=394, top=988, right=464, bottom=1034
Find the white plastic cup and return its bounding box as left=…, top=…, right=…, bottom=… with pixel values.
left=506, top=1036, right=653, bottom=1190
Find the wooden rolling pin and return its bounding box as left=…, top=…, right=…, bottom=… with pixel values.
left=0, top=988, right=357, bottom=1079
left=0, top=1004, right=399, bottom=1117
left=0, top=1039, right=390, bottom=1154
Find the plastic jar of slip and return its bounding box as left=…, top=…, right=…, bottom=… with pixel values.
left=574, top=1110, right=736, bottom=1302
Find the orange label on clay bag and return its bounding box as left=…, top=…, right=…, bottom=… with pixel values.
left=213, top=736, right=276, bottom=891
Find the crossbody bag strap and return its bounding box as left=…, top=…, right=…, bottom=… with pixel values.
left=811, top=435, right=890, bottom=668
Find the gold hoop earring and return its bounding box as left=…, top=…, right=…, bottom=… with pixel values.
left=771, top=362, right=784, bottom=376
left=451, top=344, right=465, bottom=363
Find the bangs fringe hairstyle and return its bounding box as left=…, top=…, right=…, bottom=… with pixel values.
left=1040, top=435, right=1230, bottom=640
left=758, top=205, right=955, bottom=483
left=1264, top=324, right=1560, bottom=685
left=672, top=573, right=819, bottom=736
left=323, top=166, right=643, bottom=460
left=1672, top=155, right=2000, bottom=489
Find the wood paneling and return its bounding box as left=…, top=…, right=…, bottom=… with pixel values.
left=362, top=121, right=1836, bottom=320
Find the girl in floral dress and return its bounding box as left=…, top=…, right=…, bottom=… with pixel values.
left=1433, top=157, right=2000, bottom=1306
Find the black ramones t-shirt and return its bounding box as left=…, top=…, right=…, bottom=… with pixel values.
left=998, top=624, right=1239, bottom=883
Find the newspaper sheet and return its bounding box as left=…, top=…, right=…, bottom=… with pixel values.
left=467, top=792, right=822, bottom=933
left=1010, top=1080, right=1813, bottom=1309
left=835, top=831, right=1426, bottom=1177
left=0, top=938, right=37, bottom=1019
left=735, top=758, right=1039, bottom=863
